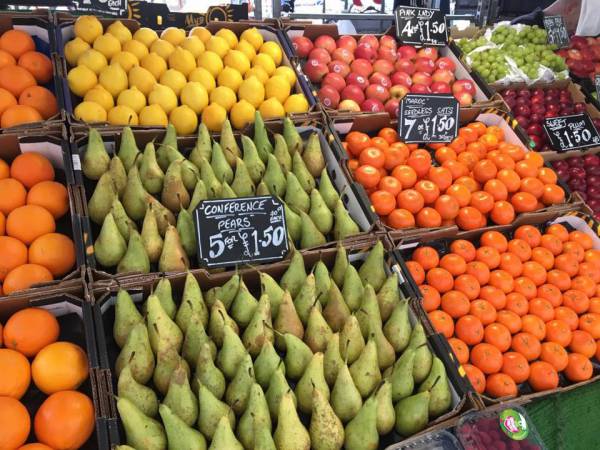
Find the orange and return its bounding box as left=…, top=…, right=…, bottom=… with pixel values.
left=564, top=353, right=593, bottom=382
left=370, top=190, right=395, bottom=216
left=528, top=361, right=559, bottom=392
left=26, top=181, right=68, bottom=219
left=479, top=133, right=498, bottom=151
left=448, top=337, right=469, bottom=364
left=387, top=208, right=415, bottom=229
left=490, top=200, right=515, bottom=225
left=569, top=330, right=597, bottom=358
left=441, top=290, right=470, bottom=319
left=501, top=352, right=530, bottom=384
left=434, top=146, right=457, bottom=163
left=562, top=289, right=589, bottom=314
left=514, top=225, right=542, bottom=247
left=555, top=306, right=579, bottom=331
left=484, top=322, right=512, bottom=352
left=0, top=65, right=36, bottom=98
left=476, top=246, right=501, bottom=269
left=18, top=51, right=52, bottom=84
left=579, top=313, right=600, bottom=339
left=528, top=297, right=555, bottom=322
left=415, top=207, right=441, bottom=228
left=455, top=314, right=484, bottom=345
left=378, top=176, right=402, bottom=196
left=446, top=183, right=471, bottom=207
left=542, top=182, right=565, bottom=204
left=515, top=160, right=538, bottom=178
left=465, top=261, right=490, bottom=285
left=3, top=308, right=60, bottom=357
left=345, top=131, right=370, bottom=156
left=499, top=252, right=523, bottom=278
left=520, top=177, right=545, bottom=199
left=514, top=276, right=537, bottom=299
left=0, top=348, right=30, bottom=398
left=426, top=267, right=454, bottom=293
left=455, top=176, right=480, bottom=193
left=0, top=159, right=8, bottom=179
left=0, top=30, right=35, bottom=58
left=11, top=152, right=55, bottom=188
left=467, top=121, right=487, bottom=136
left=545, top=319, right=572, bottom=347
left=547, top=269, right=571, bottom=291
left=18, top=86, right=58, bottom=120
left=486, top=373, right=518, bottom=398
left=420, top=284, right=441, bottom=312
left=427, top=166, right=453, bottom=191
left=511, top=192, right=537, bottom=213
left=397, top=189, right=424, bottom=214
left=521, top=314, right=546, bottom=340
left=29, top=233, right=76, bottom=277
left=563, top=241, right=585, bottom=262
left=411, top=246, right=439, bottom=271
left=506, top=292, right=528, bottom=316
left=540, top=341, right=569, bottom=371
left=481, top=231, right=508, bottom=252
left=0, top=235, right=27, bottom=281
left=377, top=127, right=398, bottom=144
left=454, top=273, right=480, bottom=300
left=571, top=275, right=596, bottom=298
left=537, top=167, right=558, bottom=184
left=406, top=261, right=425, bottom=285
left=428, top=310, right=454, bottom=338
left=32, top=342, right=89, bottom=394
left=473, top=159, right=497, bottom=183
left=531, top=247, right=554, bottom=271
left=0, top=177, right=26, bottom=214
left=442, top=160, right=469, bottom=181
left=0, top=49, right=15, bottom=68
left=455, top=206, right=483, bottom=231
left=497, top=309, right=522, bottom=334
left=439, top=253, right=466, bottom=276
left=470, top=342, right=503, bottom=374
left=3, top=263, right=53, bottom=294
left=489, top=269, right=514, bottom=294
left=34, top=390, right=95, bottom=450
left=469, top=190, right=494, bottom=214
left=391, top=165, right=417, bottom=188
left=569, top=230, right=594, bottom=250
left=554, top=253, right=579, bottom=277
left=497, top=168, right=521, bottom=192
left=0, top=86, right=16, bottom=116
left=450, top=239, right=476, bottom=262
left=0, top=396, right=30, bottom=449
left=6, top=204, right=55, bottom=244
left=406, top=149, right=432, bottom=178
left=484, top=179, right=508, bottom=201
left=1, top=104, right=42, bottom=128
left=464, top=363, right=486, bottom=394
left=511, top=332, right=541, bottom=361
left=546, top=223, right=569, bottom=242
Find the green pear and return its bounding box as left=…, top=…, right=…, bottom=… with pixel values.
left=285, top=172, right=310, bottom=213
left=302, top=132, right=325, bottom=177
left=349, top=336, right=381, bottom=397
left=309, top=189, right=333, bottom=235
left=304, top=306, right=332, bottom=353
left=182, top=159, right=200, bottom=192
left=254, top=341, right=282, bottom=390
left=273, top=133, right=292, bottom=172
left=118, top=364, right=158, bottom=418
left=206, top=273, right=239, bottom=309
left=94, top=212, right=127, bottom=267
left=139, top=142, right=165, bottom=194
left=155, top=277, right=177, bottom=319
left=323, top=282, right=350, bottom=333
left=260, top=271, right=285, bottom=317
left=189, top=123, right=212, bottom=167
left=117, top=397, right=166, bottom=450
left=225, top=354, right=255, bottom=414
left=376, top=380, right=395, bottom=435
left=158, top=225, right=189, bottom=272
left=369, top=317, right=396, bottom=371
left=292, top=152, right=315, bottom=193
left=356, top=284, right=382, bottom=338
left=242, top=135, right=265, bottom=183
left=188, top=178, right=207, bottom=213
left=344, top=394, right=378, bottom=450
left=332, top=200, right=360, bottom=240
left=220, top=119, right=241, bottom=167
left=254, top=417, right=277, bottom=450
left=310, top=386, right=344, bottom=450
left=147, top=293, right=182, bottom=352
left=159, top=403, right=206, bottom=450
left=192, top=342, right=225, bottom=399
left=88, top=172, right=117, bottom=225
left=323, top=332, right=343, bottom=386
left=242, top=293, right=274, bottom=357
left=358, top=241, right=386, bottom=292
left=394, top=391, right=430, bottom=437
left=177, top=207, right=197, bottom=258
left=281, top=333, right=313, bottom=381
left=197, top=383, right=236, bottom=440
left=220, top=181, right=236, bottom=198
left=217, top=324, right=247, bottom=380
left=295, top=352, right=329, bottom=414
left=158, top=124, right=179, bottom=170
left=117, top=228, right=150, bottom=274
left=263, top=153, right=286, bottom=197
left=408, top=323, right=433, bottom=384
left=141, top=204, right=164, bottom=263
left=339, top=316, right=365, bottom=365
left=331, top=242, right=348, bottom=287
left=113, top=289, right=143, bottom=348
left=230, top=280, right=258, bottom=328
left=391, top=348, right=415, bottom=402
left=294, top=273, right=317, bottom=325
left=118, top=126, right=140, bottom=172
left=331, top=363, right=362, bottom=423
left=110, top=155, right=127, bottom=197
left=162, top=161, right=190, bottom=212
left=256, top=181, right=271, bottom=196
left=237, top=383, right=271, bottom=449
left=266, top=365, right=295, bottom=421
left=282, top=117, right=303, bottom=155
left=115, top=322, right=155, bottom=384
left=377, top=273, right=400, bottom=322
left=182, top=312, right=215, bottom=368
left=274, top=291, right=304, bottom=350
left=211, top=141, right=234, bottom=184
left=313, top=260, right=331, bottom=303
left=283, top=200, right=302, bottom=243
left=208, top=300, right=239, bottom=347
left=153, top=340, right=189, bottom=396
left=418, top=356, right=452, bottom=418
left=274, top=391, right=310, bottom=450
left=147, top=195, right=176, bottom=235
left=253, top=110, right=273, bottom=162
left=122, top=164, right=149, bottom=221
left=384, top=299, right=412, bottom=353
left=83, top=127, right=110, bottom=180
left=299, top=211, right=326, bottom=249
left=342, top=264, right=364, bottom=312
left=111, top=198, right=136, bottom=241
left=176, top=273, right=208, bottom=331
left=199, top=157, right=222, bottom=198
left=231, top=157, right=255, bottom=196
left=280, top=250, right=306, bottom=298
left=210, top=416, right=243, bottom=450
left=318, top=168, right=340, bottom=211
left=163, top=362, right=198, bottom=426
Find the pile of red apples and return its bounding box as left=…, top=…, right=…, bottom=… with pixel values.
left=292, top=34, right=477, bottom=117
left=557, top=36, right=600, bottom=80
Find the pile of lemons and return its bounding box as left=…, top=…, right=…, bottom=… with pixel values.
left=65, top=16, right=309, bottom=134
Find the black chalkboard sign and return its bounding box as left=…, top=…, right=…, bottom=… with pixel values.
left=193, top=196, right=288, bottom=268
left=543, top=15, right=569, bottom=49
left=395, top=6, right=448, bottom=47
left=399, top=94, right=459, bottom=143
left=73, top=0, right=127, bottom=16
left=543, top=114, right=600, bottom=152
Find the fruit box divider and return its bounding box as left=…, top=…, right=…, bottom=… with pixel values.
left=90, top=234, right=473, bottom=449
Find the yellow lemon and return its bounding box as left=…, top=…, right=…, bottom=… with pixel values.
left=284, top=94, right=309, bottom=114
left=150, top=39, right=175, bottom=60
left=235, top=40, right=256, bottom=62
left=161, top=27, right=186, bottom=47
left=139, top=104, right=168, bottom=127
left=241, top=27, right=263, bottom=51
left=189, top=27, right=212, bottom=43
left=188, top=67, right=216, bottom=93
left=210, top=86, right=237, bottom=112
left=216, top=28, right=238, bottom=48
left=224, top=50, right=250, bottom=75
left=197, top=51, right=223, bottom=78
left=238, top=76, right=265, bottom=108
left=122, top=39, right=149, bottom=60
left=148, top=83, right=178, bottom=114
left=217, top=67, right=243, bottom=92
left=77, top=49, right=107, bottom=75
left=84, top=85, right=114, bottom=111
left=259, top=41, right=283, bottom=66
left=201, top=103, right=227, bottom=132
left=93, top=33, right=121, bottom=60
left=108, top=105, right=139, bottom=126
left=252, top=53, right=275, bottom=76
left=128, top=66, right=157, bottom=96
left=133, top=27, right=159, bottom=48
left=181, top=36, right=205, bottom=58
left=67, top=65, right=97, bottom=97
left=117, top=86, right=146, bottom=114
left=169, top=105, right=198, bottom=135
left=265, top=75, right=291, bottom=103
left=168, top=47, right=196, bottom=77
left=111, top=51, right=139, bottom=73
left=107, top=20, right=132, bottom=45
left=74, top=101, right=107, bottom=122
left=141, top=52, right=168, bottom=80
left=259, top=97, right=285, bottom=119
left=180, top=82, right=209, bottom=114
left=99, top=63, right=128, bottom=97
left=230, top=99, right=255, bottom=130
left=244, top=66, right=269, bottom=84
left=64, top=37, right=90, bottom=67
left=206, top=36, right=229, bottom=58
left=274, top=66, right=297, bottom=87
left=159, top=69, right=187, bottom=96
left=74, top=15, right=103, bottom=44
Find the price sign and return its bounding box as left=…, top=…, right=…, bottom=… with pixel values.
left=399, top=94, right=459, bottom=143
left=193, top=196, right=288, bottom=268
left=73, top=0, right=127, bottom=16
left=543, top=114, right=600, bottom=152
left=395, top=6, right=448, bottom=47
left=543, top=15, right=569, bottom=49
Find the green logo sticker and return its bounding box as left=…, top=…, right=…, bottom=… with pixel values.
left=499, top=409, right=529, bottom=441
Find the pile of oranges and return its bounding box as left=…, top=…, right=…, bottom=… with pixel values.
left=0, top=29, right=58, bottom=128
left=0, top=152, right=76, bottom=295
left=406, top=224, right=600, bottom=398
left=343, top=123, right=566, bottom=230
left=0, top=307, right=95, bottom=449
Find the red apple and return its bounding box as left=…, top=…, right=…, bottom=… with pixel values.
left=322, top=72, right=346, bottom=92
left=455, top=91, right=473, bottom=106
left=314, top=35, right=336, bottom=54
left=365, top=84, right=390, bottom=102
left=292, top=36, right=314, bottom=58
left=415, top=57, right=435, bottom=74
left=435, top=56, right=456, bottom=71
left=516, top=115, right=529, bottom=128
left=379, top=35, right=397, bottom=50
left=304, top=59, right=329, bottom=83
left=432, top=69, right=455, bottom=84
left=527, top=123, right=543, bottom=136
left=369, top=72, right=391, bottom=88
left=308, top=47, right=331, bottom=64
left=567, top=49, right=582, bottom=61
left=378, top=46, right=397, bottom=63
left=341, top=84, right=365, bottom=104
left=329, top=60, right=350, bottom=78
left=417, top=47, right=438, bottom=61
left=394, top=58, right=415, bottom=75
left=318, top=85, right=340, bottom=108
left=397, top=45, right=417, bottom=60
left=431, top=81, right=451, bottom=94
left=346, top=72, right=369, bottom=90
left=350, top=59, right=373, bottom=77
left=338, top=99, right=360, bottom=112
left=331, top=47, right=354, bottom=65
left=385, top=98, right=400, bottom=118
left=411, top=84, right=431, bottom=94
left=390, top=84, right=410, bottom=99
left=412, top=71, right=432, bottom=86
left=336, top=35, right=357, bottom=52
left=355, top=43, right=377, bottom=62
left=359, top=34, right=379, bottom=50
left=452, top=79, right=476, bottom=96
left=373, top=59, right=394, bottom=75
left=391, top=71, right=412, bottom=87
left=361, top=98, right=385, bottom=112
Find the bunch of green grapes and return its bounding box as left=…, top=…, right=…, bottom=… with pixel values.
left=517, top=25, right=551, bottom=45
left=457, top=37, right=487, bottom=54
left=503, top=42, right=566, bottom=77
left=469, top=48, right=509, bottom=83
left=490, top=25, right=520, bottom=45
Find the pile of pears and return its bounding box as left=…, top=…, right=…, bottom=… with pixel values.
left=111, top=241, right=453, bottom=450
left=84, top=112, right=360, bottom=274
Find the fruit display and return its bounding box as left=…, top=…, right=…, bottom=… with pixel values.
left=0, top=151, right=77, bottom=295
left=341, top=121, right=566, bottom=230
left=291, top=32, right=479, bottom=115
left=0, top=28, right=59, bottom=128
left=103, top=241, right=457, bottom=449
left=0, top=305, right=95, bottom=449
left=81, top=115, right=363, bottom=273
left=457, top=24, right=567, bottom=84
left=63, top=16, right=310, bottom=133
left=551, top=154, right=600, bottom=220
left=557, top=36, right=600, bottom=81
left=404, top=221, right=600, bottom=399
